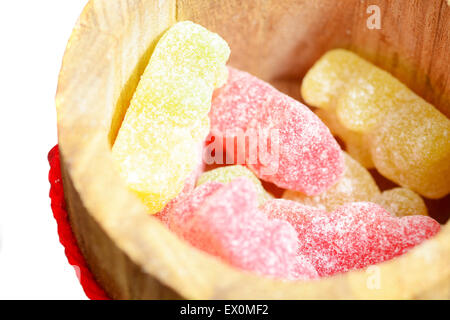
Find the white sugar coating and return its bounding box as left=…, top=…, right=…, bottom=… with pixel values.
left=211, top=67, right=264, bottom=136
left=262, top=199, right=440, bottom=277
left=335, top=66, right=414, bottom=133
left=114, top=125, right=203, bottom=210
left=372, top=188, right=428, bottom=217
left=168, top=178, right=318, bottom=279
left=283, top=152, right=380, bottom=212
left=196, top=165, right=272, bottom=205
left=210, top=67, right=345, bottom=195
left=169, top=181, right=224, bottom=235
left=301, top=49, right=355, bottom=111
left=302, top=49, right=415, bottom=133
left=147, top=22, right=231, bottom=125
left=112, top=21, right=230, bottom=214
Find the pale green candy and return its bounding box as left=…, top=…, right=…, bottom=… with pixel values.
left=197, top=165, right=272, bottom=205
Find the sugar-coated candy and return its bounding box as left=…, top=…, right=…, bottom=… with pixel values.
left=315, top=109, right=374, bottom=169
left=169, top=181, right=224, bottom=235
left=283, top=152, right=379, bottom=212
left=423, top=195, right=450, bottom=224
left=170, top=178, right=316, bottom=280
left=262, top=199, right=440, bottom=276
left=301, top=49, right=413, bottom=133
left=112, top=21, right=230, bottom=213
left=210, top=67, right=344, bottom=195
left=372, top=188, right=428, bottom=217
left=369, top=102, right=450, bottom=199
left=302, top=49, right=450, bottom=198
left=197, top=165, right=272, bottom=205
left=171, top=178, right=316, bottom=279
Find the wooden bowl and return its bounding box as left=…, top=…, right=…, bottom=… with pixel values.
left=56, top=0, right=450, bottom=299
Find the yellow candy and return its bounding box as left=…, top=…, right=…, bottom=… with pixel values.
left=302, top=49, right=450, bottom=199
left=302, top=49, right=415, bottom=133
left=369, top=102, right=450, bottom=198
left=372, top=188, right=428, bottom=217
left=112, top=21, right=230, bottom=214
left=283, top=153, right=379, bottom=212
left=197, top=165, right=272, bottom=205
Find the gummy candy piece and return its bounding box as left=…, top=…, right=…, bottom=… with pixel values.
left=197, top=165, right=272, bottom=205
left=302, top=49, right=415, bottom=133
left=209, top=66, right=344, bottom=195
left=283, top=152, right=379, bottom=212
left=301, top=49, right=359, bottom=112
left=172, top=178, right=312, bottom=279
left=369, top=102, right=450, bottom=199
left=112, top=21, right=230, bottom=213
left=302, top=49, right=450, bottom=198
left=372, top=188, right=428, bottom=217
left=155, top=161, right=205, bottom=225
left=262, top=199, right=440, bottom=276
left=291, top=256, right=319, bottom=281
left=315, top=109, right=374, bottom=168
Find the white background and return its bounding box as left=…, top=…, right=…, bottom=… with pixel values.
left=0, top=0, right=89, bottom=299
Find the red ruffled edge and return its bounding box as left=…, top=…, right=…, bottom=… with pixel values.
left=48, top=145, right=110, bottom=300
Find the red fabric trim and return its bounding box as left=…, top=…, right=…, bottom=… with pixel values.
left=48, top=145, right=110, bottom=300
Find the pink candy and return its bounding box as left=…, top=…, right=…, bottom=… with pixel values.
left=152, top=66, right=440, bottom=281
left=209, top=67, right=344, bottom=195
left=166, top=178, right=317, bottom=279
left=291, top=255, right=320, bottom=281
left=262, top=199, right=440, bottom=276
